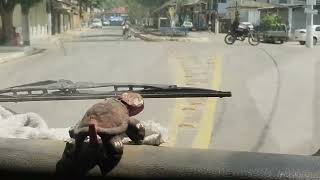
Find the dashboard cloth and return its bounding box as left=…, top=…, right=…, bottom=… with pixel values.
left=0, top=106, right=166, bottom=145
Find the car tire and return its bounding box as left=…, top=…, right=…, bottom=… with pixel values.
left=299, top=41, right=306, bottom=45
left=314, top=37, right=317, bottom=45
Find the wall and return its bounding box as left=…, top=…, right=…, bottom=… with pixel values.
left=292, top=8, right=320, bottom=30
left=72, top=14, right=81, bottom=29
left=248, top=8, right=261, bottom=24
left=239, top=9, right=249, bottom=22
left=12, top=1, right=48, bottom=39
left=217, top=3, right=228, bottom=15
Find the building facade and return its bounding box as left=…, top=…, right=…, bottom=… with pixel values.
left=206, top=0, right=229, bottom=32
left=227, top=0, right=279, bottom=25
left=0, top=0, right=81, bottom=44
left=13, top=1, right=49, bottom=40
left=257, top=0, right=320, bottom=35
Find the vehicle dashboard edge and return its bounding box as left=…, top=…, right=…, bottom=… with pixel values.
left=0, top=138, right=320, bottom=179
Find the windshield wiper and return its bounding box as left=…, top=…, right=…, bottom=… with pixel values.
left=0, top=79, right=232, bottom=102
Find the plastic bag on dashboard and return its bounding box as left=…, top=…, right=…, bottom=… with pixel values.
left=0, top=106, right=166, bottom=146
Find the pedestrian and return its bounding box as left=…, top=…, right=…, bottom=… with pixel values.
left=11, top=26, right=18, bottom=46
left=208, top=20, right=212, bottom=32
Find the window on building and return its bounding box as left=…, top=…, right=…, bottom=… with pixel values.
left=316, top=26, right=320, bottom=31
left=218, top=0, right=226, bottom=3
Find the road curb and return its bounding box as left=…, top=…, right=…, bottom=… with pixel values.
left=130, top=29, right=161, bottom=42
left=0, top=47, right=44, bottom=65
left=131, top=28, right=208, bottom=42
left=0, top=28, right=89, bottom=64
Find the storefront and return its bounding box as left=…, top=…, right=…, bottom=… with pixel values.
left=51, top=0, right=72, bottom=34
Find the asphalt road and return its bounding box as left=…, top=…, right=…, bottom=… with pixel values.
left=0, top=26, right=176, bottom=135
left=1, top=27, right=320, bottom=155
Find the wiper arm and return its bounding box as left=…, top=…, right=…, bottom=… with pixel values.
left=0, top=79, right=232, bottom=102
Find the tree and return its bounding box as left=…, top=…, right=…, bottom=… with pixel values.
left=19, top=0, right=42, bottom=46
left=79, top=0, right=105, bottom=18
left=176, top=0, right=187, bottom=24
left=168, top=6, right=176, bottom=27
left=123, top=0, right=169, bottom=24
left=260, top=14, right=282, bottom=31
left=102, top=0, right=126, bottom=10
left=0, top=0, right=18, bottom=45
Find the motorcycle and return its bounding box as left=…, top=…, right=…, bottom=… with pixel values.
left=224, top=25, right=260, bottom=46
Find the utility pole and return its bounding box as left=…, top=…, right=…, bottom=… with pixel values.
left=305, top=0, right=317, bottom=48
left=46, top=0, right=52, bottom=35
left=214, top=10, right=219, bottom=34
left=288, top=0, right=294, bottom=38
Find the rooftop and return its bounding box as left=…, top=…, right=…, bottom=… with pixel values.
left=227, top=0, right=282, bottom=9
left=106, top=7, right=128, bottom=14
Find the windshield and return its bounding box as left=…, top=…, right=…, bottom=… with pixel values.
left=0, top=0, right=319, bottom=158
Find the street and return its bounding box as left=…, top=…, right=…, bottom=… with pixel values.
left=0, top=26, right=320, bottom=155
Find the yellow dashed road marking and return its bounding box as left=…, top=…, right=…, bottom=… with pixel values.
left=167, top=98, right=185, bottom=147
left=166, top=52, right=187, bottom=147
left=192, top=56, right=222, bottom=149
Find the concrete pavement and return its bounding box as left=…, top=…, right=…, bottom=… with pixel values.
left=0, top=27, right=320, bottom=155
left=0, top=28, right=87, bottom=65
left=0, top=27, right=175, bottom=133
left=0, top=46, right=44, bottom=64
left=212, top=39, right=320, bottom=155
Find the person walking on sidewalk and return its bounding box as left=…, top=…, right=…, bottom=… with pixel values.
left=11, top=27, right=19, bottom=46
left=208, top=20, right=212, bottom=32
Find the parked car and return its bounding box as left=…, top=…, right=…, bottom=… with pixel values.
left=261, top=24, right=289, bottom=44
left=182, top=21, right=193, bottom=30
left=90, top=19, right=103, bottom=28
left=294, top=25, right=320, bottom=45
left=103, top=20, right=110, bottom=26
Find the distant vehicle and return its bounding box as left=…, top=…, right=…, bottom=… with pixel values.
left=294, top=25, right=320, bottom=45
left=109, top=16, right=124, bottom=26
left=90, top=19, right=102, bottom=28
left=225, top=23, right=260, bottom=46
left=103, top=20, right=110, bottom=26
left=261, top=24, right=289, bottom=44
left=182, top=21, right=193, bottom=30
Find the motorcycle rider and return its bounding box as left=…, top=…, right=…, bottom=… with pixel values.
left=208, top=20, right=212, bottom=32
left=231, top=12, right=240, bottom=34
left=122, top=20, right=130, bottom=36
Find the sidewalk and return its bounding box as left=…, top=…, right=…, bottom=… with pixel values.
left=0, top=28, right=88, bottom=65
left=0, top=46, right=43, bottom=64
left=31, top=28, right=88, bottom=47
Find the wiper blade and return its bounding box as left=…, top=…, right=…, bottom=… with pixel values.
left=0, top=79, right=232, bottom=102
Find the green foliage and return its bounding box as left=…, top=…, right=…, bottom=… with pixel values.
left=19, top=0, right=42, bottom=13
left=0, top=0, right=17, bottom=13
left=79, top=0, right=170, bottom=22
left=19, top=0, right=42, bottom=8
left=102, top=0, right=126, bottom=10
left=260, top=14, right=282, bottom=31
left=129, top=0, right=169, bottom=8
left=119, top=0, right=168, bottom=21
left=80, top=0, right=104, bottom=8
